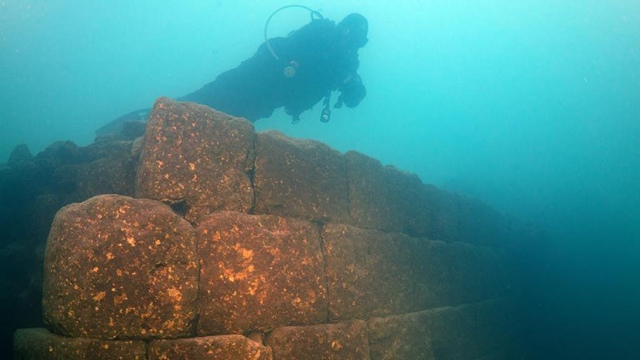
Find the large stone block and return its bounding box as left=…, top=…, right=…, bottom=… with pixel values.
left=410, top=238, right=454, bottom=311
left=367, top=311, right=435, bottom=360
left=322, top=224, right=415, bottom=321
left=265, top=320, right=369, bottom=360
left=13, top=328, right=146, bottom=360
left=426, top=190, right=512, bottom=247
left=136, top=97, right=255, bottom=223
left=43, top=194, right=198, bottom=339
left=413, top=240, right=513, bottom=308
left=368, top=299, right=517, bottom=360
left=253, top=131, right=349, bottom=222
left=447, top=242, right=511, bottom=304
left=148, top=335, right=272, bottom=360
left=197, top=211, right=327, bottom=335
left=74, top=155, right=137, bottom=199
left=344, top=151, right=395, bottom=230
left=384, top=166, right=433, bottom=236
left=427, top=299, right=517, bottom=360
left=422, top=187, right=462, bottom=242
left=322, top=224, right=509, bottom=317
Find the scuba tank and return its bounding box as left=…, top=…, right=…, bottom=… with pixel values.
left=264, top=5, right=337, bottom=123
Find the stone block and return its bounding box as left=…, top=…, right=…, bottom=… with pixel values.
left=448, top=242, right=511, bottom=304
left=74, top=155, right=136, bottom=199
left=7, top=143, right=33, bottom=164
left=384, top=166, right=432, bottom=236
left=428, top=299, right=517, bottom=360
left=42, top=194, right=198, bottom=339
left=423, top=187, right=461, bottom=242
left=410, top=238, right=453, bottom=311
left=265, top=320, right=369, bottom=360
left=253, top=131, right=349, bottom=222
left=322, top=224, right=510, bottom=317
left=368, top=311, right=435, bottom=360
left=13, top=328, right=146, bottom=360
left=84, top=137, right=137, bottom=162
left=426, top=190, right=512, bottom=247
left=136, top=97, right=255, bottom=223
left=322, top=224, right=415, bottom=321
left=148, top=335, right=272, bottom=360
left=197, top=211, right=327, bottom=335
left=416, top=239, right=512, bottom=310
left=344, top=151, right=395, bottom=230
left=368, top=299, right=517, bottom=360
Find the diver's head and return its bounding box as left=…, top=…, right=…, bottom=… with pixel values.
left=336, top=13, right=368, bottom=49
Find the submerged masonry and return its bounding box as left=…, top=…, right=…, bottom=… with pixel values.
left=13, top=98, right=522, bottom=359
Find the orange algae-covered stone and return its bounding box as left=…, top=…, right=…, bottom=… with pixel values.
left=42, top=194, right=198, bottom=339
left=321, top=223, right=415, bottom=321
left=136, top=97, right=255, bottom=224
left=196, top=211, right=327, bottom=335
left=13, top=328, right=146, bottom=360
left=265, top=320, right=370, bottom=360
left=148, top=335, right=272, bottom=360
left=253, top=130, right=349, bottom=222
left=343, top=150, right=396, bottom=231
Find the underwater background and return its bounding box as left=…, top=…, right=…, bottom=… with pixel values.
left=1, top=0, right=639, bottom=359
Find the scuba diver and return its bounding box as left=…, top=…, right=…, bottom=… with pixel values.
left=96, top=8, right=368, bottom=136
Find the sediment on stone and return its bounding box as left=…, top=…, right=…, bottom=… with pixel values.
left=10, top=98, right=524, bottom=359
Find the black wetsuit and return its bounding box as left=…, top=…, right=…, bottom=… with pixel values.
left=180, top=18, right=366, bottom=122
left=95, top=17, right=366, bottom=137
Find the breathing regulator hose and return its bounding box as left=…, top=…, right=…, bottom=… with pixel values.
left=264, top=5, right=324, bottom=61
left=264, top=5, right=333, bottom=123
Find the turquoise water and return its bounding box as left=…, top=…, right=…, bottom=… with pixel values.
left=1, top=1, right=639, bottom=358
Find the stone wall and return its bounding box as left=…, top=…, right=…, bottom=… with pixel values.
left=14, top=98, right=521, bottom=359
